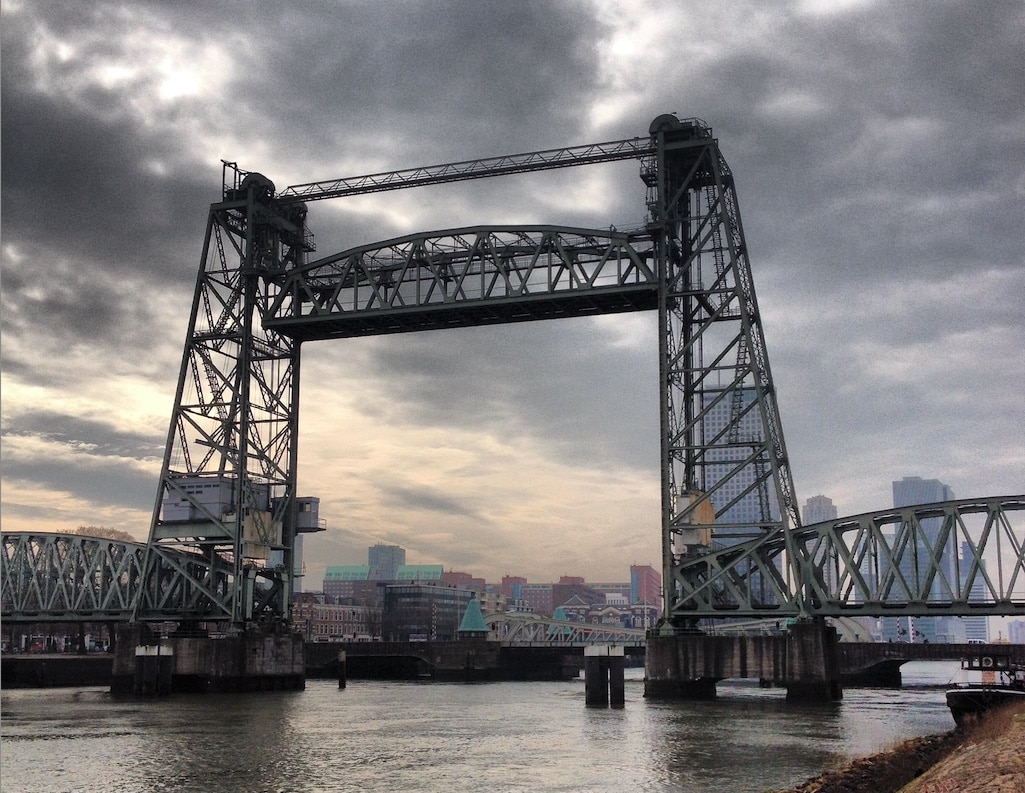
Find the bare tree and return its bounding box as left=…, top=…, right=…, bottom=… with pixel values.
left=73, top=525, right=138, bottom=543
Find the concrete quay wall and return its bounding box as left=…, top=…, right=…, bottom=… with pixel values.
left=1, top=653, right=113, bottom=688
left=306, top=639, right=582, bottom=681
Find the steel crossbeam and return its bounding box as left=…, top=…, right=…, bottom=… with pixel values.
left=279, top=138, right=654, bottom=201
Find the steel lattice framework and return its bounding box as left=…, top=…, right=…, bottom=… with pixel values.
left=139, top=167, right=311, bottom=626
left=7, top=497, right=1024, bottom=624
left=1, top=532, right=231, bottom=623
left=674, top=496, right=1025, bottom=618
left=265, top=226, right=659, bottom=339
left=129, top=113, right=1023, bottom=629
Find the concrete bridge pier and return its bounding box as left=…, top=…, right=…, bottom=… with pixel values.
left=644, top=620, right=842, bottom=702
left=785, top=620, right=842, bottom=702
left=111, top=625, right=305, bottom=695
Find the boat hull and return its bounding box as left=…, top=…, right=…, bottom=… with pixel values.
left=945, top=686, right=1025, bottom=726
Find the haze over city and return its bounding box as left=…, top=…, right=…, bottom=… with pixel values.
left=2, top=0, right=1023, bottom=589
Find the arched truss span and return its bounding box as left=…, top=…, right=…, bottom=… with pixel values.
left=673, top=496, right=1025, bottom=619
left=265, top=226, right=658, bottom=340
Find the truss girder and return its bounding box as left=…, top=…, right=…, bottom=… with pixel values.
left=483, top=612, right=647, bottom=646
left=264, top=226, right=659, bottom=341
left=0, top=532, right=231, bottom=623
left=670, top=496, right=1025, bottom=618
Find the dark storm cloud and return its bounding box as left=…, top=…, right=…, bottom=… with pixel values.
left=3, top=458, right=157, bottom=516
left=1, top=19, right=212, bottom=283
left=2, top=410, right=164, bottom=461
left=234, top=0, right=608, bottom=163
left=2, top=0, right=1022, bottom=574
left=381, top=484, right=483, bottom=523
left=689, top=1, right=1025, bottom=287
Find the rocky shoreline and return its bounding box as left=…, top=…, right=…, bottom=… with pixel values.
left=774, top=702, right=1025, bottom=793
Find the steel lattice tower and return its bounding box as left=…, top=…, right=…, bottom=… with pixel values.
left=136, top=166, right=312, bottom=626
left=646, top=116, right=802, bottom=626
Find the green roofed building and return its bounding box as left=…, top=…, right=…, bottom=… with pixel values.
left=324, top=565, right=370, bottom=581
left=323, top=565, right=371, bottom=602
left=457, top=597, right=490, bottom=639
left=395, top=564, right=443, bottom=582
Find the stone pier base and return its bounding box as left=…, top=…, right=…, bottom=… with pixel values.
left=111, top=626, right=305, bottom=695
left=645, top=620, right=841, bottom=702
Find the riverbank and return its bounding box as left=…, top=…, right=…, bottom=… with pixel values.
left=775, top=701, right=1025, bottom=792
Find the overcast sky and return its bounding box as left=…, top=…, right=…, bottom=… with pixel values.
left=2, top=0, right=1023, bottom=588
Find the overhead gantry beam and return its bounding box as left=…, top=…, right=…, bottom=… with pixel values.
left=278, top=138, right=655, bottom=201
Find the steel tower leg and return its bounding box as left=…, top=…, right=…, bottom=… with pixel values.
left=134, top=165, right=311, bottom=628
left=646, top=116, right=803, bottom=626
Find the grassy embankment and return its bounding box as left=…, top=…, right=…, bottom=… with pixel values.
left=773, top=700, right=1025, bottom=793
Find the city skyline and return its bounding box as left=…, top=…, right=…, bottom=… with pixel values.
left=2, top=2, right=1023, bottom=586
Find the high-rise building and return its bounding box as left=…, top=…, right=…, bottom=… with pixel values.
left=801, top=495, right=840, bottom=594
left=629, top=564, right=661, bottom=607
left=702, top=388, right=780, bottom=545
left=882, top=477, right=962, bottom=643
left=368, top=544, right=405, bottom=580
left=960, top=540, right=990, bottom=643
left=802, top=495, right=838, bottom=525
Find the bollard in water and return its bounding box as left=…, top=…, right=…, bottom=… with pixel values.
left=584, top=650, right=609, bottom=707
left=609, top=650, right=625, bottom=709
left=133, top=644, right=173, bottom=695
left=338, top=650, right=347, bottom=689
left=585, top=645, right=626, bottom=708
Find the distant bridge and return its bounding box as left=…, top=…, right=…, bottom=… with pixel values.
left=483, top=612, right=647, bottom=647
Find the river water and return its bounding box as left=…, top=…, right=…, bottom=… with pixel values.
left=1, top=662, right=960, bottom=793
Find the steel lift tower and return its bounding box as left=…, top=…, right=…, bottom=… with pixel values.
left=127, top=113, right=1022, bottom=695
left=135, top=168, right=315, bottom=629
left=135, top=115, right=800, bottom=634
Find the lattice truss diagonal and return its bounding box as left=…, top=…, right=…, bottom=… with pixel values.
left=1, top=532, right=141, bottom=621
left=671, top=496, right=1025, bottom=618
left=1, top=532, right=239, bottom=622
left=483, top=612, right=647, bottom=646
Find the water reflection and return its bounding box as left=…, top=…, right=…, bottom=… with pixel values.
left=1, top=670, right=957, bottom=793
